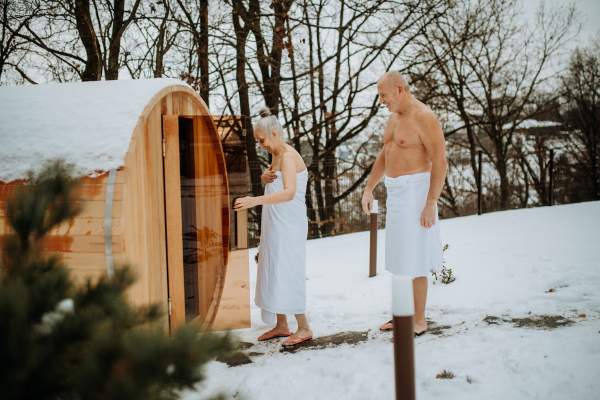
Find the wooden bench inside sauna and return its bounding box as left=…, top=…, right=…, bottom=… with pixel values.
left=0, top=78, right=250, bottom=333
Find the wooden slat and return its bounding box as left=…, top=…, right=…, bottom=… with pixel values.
left=136, top=123, right=150, bottom=305
left=0, top=169, right=125, bottom=188
left=0, top=200, right=123, bottom=220
left=122, top=137, right=143, bottom=306
left=171, top=92, right=183, bottom=115
left=0, top=183, right=124, bottom=202
left=147, top=106, right=169, bottom=311
left=163, top=115, right=186, bottom=331
left=38, top=251, right=119, bottom=270
left=0, top=235, right=122, bottom=253
left=0, top=217, right=122, bottom=236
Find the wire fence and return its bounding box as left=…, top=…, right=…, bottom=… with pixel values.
left=245, top=148, right=599, bottom=245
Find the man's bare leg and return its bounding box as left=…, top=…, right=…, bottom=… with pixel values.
left=414, top=276, right=428, bottom=334
left=380, top=277, right=429, bottom=333
left=292, top=314, right=313, bottom=338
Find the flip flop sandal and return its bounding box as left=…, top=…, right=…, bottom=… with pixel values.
left=258, top=331, right=291, bottom=341
left=281, top=336, right=313, bottom=347
left=415, top=331, right=427, bottom=338
left=380, top=320, right=393, bottom=331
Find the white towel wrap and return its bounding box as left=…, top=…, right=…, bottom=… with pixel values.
left=384, top=171, right=443, bottom=278
left=255, top=169, right=309, bottom=325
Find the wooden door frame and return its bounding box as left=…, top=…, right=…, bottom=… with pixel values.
left=162, top=115, right=186, bottom=332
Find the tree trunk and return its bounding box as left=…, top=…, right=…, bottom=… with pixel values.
left=199, top=0, right=209, bottom=107
left=106, top=0, right=141, bottom=80
left=74, top=0, right=102, bottom=81
left=106, top=0, right=125, bottom=80
left=496, top=147, right=510, bottom=210
left=322, top=148, right=336, bottom=236
left=232, top=1, right=264, bottom=235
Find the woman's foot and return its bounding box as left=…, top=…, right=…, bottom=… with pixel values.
left=258, top=328, right=291, bottom=341
left=291, top=327, right=313, bottom=340
left=282, top=327, right=313, bottom=347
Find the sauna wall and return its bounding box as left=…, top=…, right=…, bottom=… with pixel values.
left=0, top=86, right=230, bottom=333
left=0, top=172, right=125, bottom=286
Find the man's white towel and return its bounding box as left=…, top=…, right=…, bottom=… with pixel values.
left=255, top=169, right=309, bottom=325
left=384, top=171, right=443, bottom=278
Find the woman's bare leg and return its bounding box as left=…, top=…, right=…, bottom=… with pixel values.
left=292, top=314, right=313, bottom=338
left=270, top=314, right=290, bottom=334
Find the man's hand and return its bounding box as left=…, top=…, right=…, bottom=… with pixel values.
left=420, top=203, right=436, bottom=229
left=361, top=191, right=374, bottom=215
left=261, top=165, right=277, bottom=184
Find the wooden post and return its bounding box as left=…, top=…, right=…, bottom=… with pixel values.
left=549, top=149, right=554, bottom=206
left=392, top=275, right=415, bottom=400
left=369, top=200, right=378, bottom=278
left=477, top=150, right=483, bottom=215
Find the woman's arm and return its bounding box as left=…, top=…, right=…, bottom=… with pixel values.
left=234, top=153, right=297, bottom=211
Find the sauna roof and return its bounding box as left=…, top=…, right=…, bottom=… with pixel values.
left=0, top=78, right=192, bottom=183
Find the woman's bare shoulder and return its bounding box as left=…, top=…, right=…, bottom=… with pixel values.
left=282, top=146, right=306, bottom=172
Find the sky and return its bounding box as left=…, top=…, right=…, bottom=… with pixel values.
left=523, top=0, right=600, bottom=47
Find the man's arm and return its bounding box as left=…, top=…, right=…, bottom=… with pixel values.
left=361, top=147, right=385, bottom=215
left=418, top=110, right=448, bottom=228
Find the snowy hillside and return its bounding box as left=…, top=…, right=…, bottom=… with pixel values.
left=186, top=202, right=600, bottom=400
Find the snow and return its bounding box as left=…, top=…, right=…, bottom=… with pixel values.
left=502, top=119, right=562, bottom=130
left=0, top=78, right=191, bottom=183
left=185, top=201, right=600, bottom=400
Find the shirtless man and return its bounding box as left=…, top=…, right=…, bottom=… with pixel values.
left=361, top=71, right=447, bottom=336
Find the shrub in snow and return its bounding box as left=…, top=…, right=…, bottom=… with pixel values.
left=0, top=160, right=235, bottom=400
left=431, top=244, right=455, bottom=284
left=436, top=370, right=456, bottom=379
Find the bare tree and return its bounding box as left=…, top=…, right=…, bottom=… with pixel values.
left=274, top=0, right=448, bottom=235
left=560, top=37, right=600, bottom=201
left=0, top=0, right=44, bottom=83
left=420, top=0, right=580, bottom=209
left=176, top=0, right=210, bottom=105
left=122, top=0, right=182, bottom=79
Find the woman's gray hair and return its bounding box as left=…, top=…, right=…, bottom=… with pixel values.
left=254, top=106, right=284, bottom=139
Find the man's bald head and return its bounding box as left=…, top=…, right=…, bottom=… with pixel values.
left=379, top=71, right=410, bottom=93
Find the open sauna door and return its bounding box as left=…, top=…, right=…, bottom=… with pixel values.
left=211, top=115, right=251, bottom=331
left=162, top=115, right=250, bottom=335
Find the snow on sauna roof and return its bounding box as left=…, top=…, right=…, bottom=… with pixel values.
left=0, top=78, right=192, bottom=183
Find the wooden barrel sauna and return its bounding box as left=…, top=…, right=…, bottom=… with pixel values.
left=0, top=79, right=248, bottom=333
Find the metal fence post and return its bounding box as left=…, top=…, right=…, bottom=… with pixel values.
left=478, top=150, right=483, bottom=215
left=392, top=275, right=415, bottom=400
left=369, top=200, right=378, bottom=278
left=549, top=149, right=554, bottom=206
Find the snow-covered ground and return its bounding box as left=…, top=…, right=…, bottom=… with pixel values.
left=185, top=202, right=600, bottom=400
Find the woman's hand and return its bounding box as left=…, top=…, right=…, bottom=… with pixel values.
left=234, top=196, right=258, bottom=211
left=261, top=165, right=277, bottom=184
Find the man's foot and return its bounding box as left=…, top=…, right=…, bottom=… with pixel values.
left=380, top=320, right=393, bottom=331
left=380, top=320, right=428, bottom=335
left=414, top=320, right=428, bottom=337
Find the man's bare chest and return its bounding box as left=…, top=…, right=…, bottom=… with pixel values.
left=383, top=116, right=422, bottom=148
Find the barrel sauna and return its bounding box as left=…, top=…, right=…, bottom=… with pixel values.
left=0, top=79, right=249, bottom=333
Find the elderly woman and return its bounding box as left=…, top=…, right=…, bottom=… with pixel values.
left=234, top=107, right=312, bottom=347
